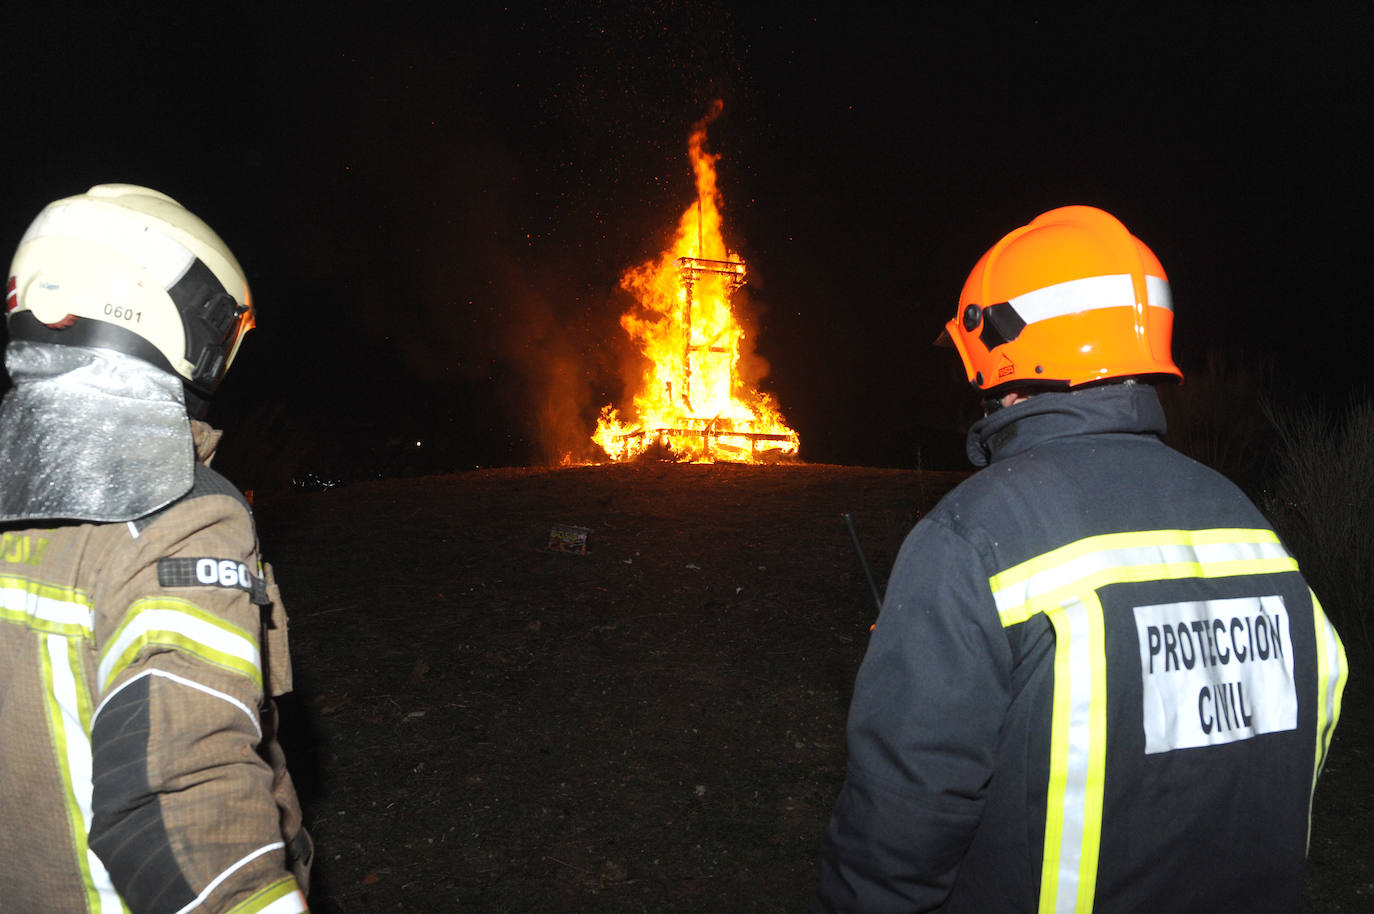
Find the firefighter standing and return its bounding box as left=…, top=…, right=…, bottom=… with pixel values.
left=0, top=185, right=311, bottom=911
left=813, top=206, right=1347, bottom=912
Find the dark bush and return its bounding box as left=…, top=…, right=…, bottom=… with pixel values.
left=1262, top=396, right=1374, bottom=664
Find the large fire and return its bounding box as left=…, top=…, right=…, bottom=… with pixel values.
left=593, top=102, right=800, bottom=463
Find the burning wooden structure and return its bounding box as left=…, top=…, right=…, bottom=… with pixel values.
left=593, top=103, right=799, bottom=463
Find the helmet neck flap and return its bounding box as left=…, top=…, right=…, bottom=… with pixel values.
left=0, top=341, right=196, bottom=523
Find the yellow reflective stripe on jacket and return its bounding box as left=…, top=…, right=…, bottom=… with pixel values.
left=1036, top=591, right=1108, bottom=914
left=39, top=634, right=129, bottom=913
left=99, top=597, right=261, bottom=693
left=992, top=529, right=1297, bottom=628
left=1310, top=593, right=1347, bottom=836
left=989, top=528, right=1302, bottom=914
left=224, top=875, right=306, bottom=914
left=0, top=575, right=95, bottom=640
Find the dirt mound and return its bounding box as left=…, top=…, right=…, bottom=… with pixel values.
left=255, top=463, right=1369, bottom=912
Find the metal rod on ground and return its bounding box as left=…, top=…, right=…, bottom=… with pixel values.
left=842, top=512, right=884, bottom=614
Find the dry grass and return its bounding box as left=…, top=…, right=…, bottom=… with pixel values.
left=1261, top=397, right=1374, bottom=664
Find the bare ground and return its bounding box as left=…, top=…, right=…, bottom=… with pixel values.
left=253, top=463, right=1370, bottom=912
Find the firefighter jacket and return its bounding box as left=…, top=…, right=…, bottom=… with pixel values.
left=0, top=462, right=312, bottom=913
left=813, top=383, right=1347, bottom=914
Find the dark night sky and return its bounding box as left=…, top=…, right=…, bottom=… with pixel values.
left=2, top=2, right=1369, bottom=481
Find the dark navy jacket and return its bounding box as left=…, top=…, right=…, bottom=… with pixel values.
left=814, top=384, right=1346, bottom=913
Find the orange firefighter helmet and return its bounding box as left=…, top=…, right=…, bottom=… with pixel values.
left=944, top=205, right=1182, bottom=394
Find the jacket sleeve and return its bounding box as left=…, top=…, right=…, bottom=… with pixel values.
left=87, top=482, right=308, bottom=914
left=814, top=517, right=1012, bottom=913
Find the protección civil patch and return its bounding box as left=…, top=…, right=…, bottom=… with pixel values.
left=1134, top=594, right=1296, bottom=754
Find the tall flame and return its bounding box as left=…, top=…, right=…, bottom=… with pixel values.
left=593, top=102, right=800, bottom=463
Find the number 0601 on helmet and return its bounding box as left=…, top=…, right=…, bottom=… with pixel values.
left=943, top=205, right=1182, bottom=394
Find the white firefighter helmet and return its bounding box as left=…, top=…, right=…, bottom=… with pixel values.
left=6, top=184, right=254, bottom=413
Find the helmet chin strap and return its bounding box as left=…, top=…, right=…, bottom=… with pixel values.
left=982, top=389, right=1033, bottom=415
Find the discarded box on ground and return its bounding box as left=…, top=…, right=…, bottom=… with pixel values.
left=547, top=524, right=591, bottom=555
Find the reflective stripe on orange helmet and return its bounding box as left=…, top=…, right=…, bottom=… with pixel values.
left=946, top=205, right=1183, bottom=393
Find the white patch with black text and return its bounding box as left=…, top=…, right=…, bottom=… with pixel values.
left=1134, top=595, right=1296, bottom=754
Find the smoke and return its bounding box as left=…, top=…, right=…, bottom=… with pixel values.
left=382, top=138, right=641, bottom=466
left=730, top=286, right=775, bottom=395
left=496, top=280, right=626, bottom=466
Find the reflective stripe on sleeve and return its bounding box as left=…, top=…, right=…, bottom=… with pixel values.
left=176, top=844, right=287, bottom=914
left=94, top=667, right=263, bottom=739
left=991, top=528, right=1302, bottom=914
left=1007, top=273, right=1172, bottom=326
left=99, top=596, right=262, bottom=693
left=1, top=576, right=95, bottom=639
left=223, top=876, right=306, bottom=914
left=40, top=634, right=128, bottom=913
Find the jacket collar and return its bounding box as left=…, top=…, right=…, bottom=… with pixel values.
left=966, top=383, right=1169, bottom=467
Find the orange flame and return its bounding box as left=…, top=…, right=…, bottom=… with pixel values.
left=593, top=102, right=800, bottom=463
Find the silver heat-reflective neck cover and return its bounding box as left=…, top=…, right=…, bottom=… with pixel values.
left=0, top=340, right=195, bottom=523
